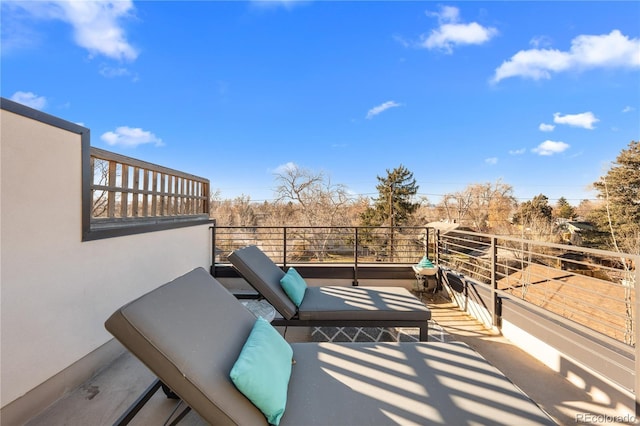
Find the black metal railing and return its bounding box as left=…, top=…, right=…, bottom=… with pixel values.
left=213, top=225, right=435, bottom=266
left=212, top=224, right=637, bottom=346
left=436, top=229, right=638, bottom=346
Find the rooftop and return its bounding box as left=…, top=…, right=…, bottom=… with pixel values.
left=1, top=98, right=637, bottom=425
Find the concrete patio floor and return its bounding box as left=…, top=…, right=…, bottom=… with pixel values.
left=24, top=292, right=630, bottom=426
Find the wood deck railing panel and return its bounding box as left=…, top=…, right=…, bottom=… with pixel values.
left=84, top=147, right=211, bottom=240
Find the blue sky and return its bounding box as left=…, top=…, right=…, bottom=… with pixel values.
left=2, top=1, right=639, bottom=205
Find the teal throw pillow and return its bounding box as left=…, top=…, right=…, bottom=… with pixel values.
left=230, top=317, right=293, bottom=425
left=280, top=267, right=307, bottom=307
left=418, top=256, right=434, bottom=268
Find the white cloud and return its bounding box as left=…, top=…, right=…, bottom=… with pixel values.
left=622, top=106, right=635, bottom=113
left=366, top=101, right=401, bottom=119
left=427, top=5, right=460, bottom=24
left=509, top=148, right=526, bottom=155
left=532, top=140, right=570, bottom=156
left=10, top=91, right=47, bottom=110
left=539, top=123, right=555, bottom=132
left=529, top=35, right=553, bottom=49
left=421, top=6, right=498, bottom=54
left=101, top=126, right=163, bottom=148
left=492, top=30, right=640, bottom=83
left=7, top=0, right=138, bottom=61
left=99, top=65, right=134, bottom=79
left=392, top=34, right=411, bottom=49
left=1, top=5, right=41, bottom=54
left=485, top=157, right=498, bottom=165
left=272, top=161, right=298, bottom=174
left=553, top=112, right=599, bottom=129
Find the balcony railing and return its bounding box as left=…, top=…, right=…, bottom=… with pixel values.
left=212, top=224, right=438, bottom=282
left=213, top=225, right=434, bottom=264
left=435, top=230, right=638, bottom=346
left=212, top=224, right=637, bottom=342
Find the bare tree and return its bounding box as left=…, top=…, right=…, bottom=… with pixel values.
left=439, top=191, right=472, bottom=225
left=409, top=196, right=436, bottom=226
left=467, top=180, right=516, bottom=232
left=92, top=159, right=111, bottom=217
left=437, top=180, right=516, bottom=232
left=274, top=164, right=351, bottom=227
left=210, top=193, right=257, bottom=227
left=273, top=164, right=352, bottom=260
left=232, top=195, right=257, bottom=227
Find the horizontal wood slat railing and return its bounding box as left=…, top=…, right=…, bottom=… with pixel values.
left=89, top=147, right=210, bottom=230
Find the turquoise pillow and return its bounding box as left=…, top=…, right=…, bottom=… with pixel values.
left=230, top=317, right=293, bottom=425
left=418, top=256, right=434, bottom=268
left=280, top=267, right=307, bottom=307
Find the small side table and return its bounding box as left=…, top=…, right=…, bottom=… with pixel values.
left=241, top=299, right=276, bottom=322
left=412, top=265, right=440, bottom=294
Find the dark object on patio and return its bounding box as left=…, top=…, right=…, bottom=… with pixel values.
left=105, top=267, right=555, bottom=425
left=412, top=263, right=440, bottom=293
left=228, top=245, right=432, bottom=341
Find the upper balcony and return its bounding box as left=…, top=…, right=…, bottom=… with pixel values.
left=1, top=98, right=638, bottom=425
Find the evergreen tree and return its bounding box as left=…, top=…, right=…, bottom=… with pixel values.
left=513, top=194, right=553, bottom=226
left=554, top=197, right=576, bottom=220
left=512, top=194, right=556, bottom=241
left=591, top=141, right=640, bottom=254
left=360, top=165, right=419, bottom=261
left=361, top=164, right=419, bottom=227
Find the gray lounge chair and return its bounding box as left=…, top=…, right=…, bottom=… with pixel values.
left=105, top=267, right=555, bottom=425
left=228, top=245, right=432, bottom=341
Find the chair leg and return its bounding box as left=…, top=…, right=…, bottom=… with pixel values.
left=113, top=379, right=162, bottom=426
left=164, top=399, right=192, bottom=426
left=162, top=383, right=180, bottom=399
left=419, top=324, right=429, bottom=341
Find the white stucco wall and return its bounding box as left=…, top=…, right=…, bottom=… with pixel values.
left=444, top=282, right=635, bottom=414
left=0, top=108, right=211, bottom=408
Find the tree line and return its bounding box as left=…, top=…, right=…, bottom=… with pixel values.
left=210, top=141, right=639, bottom=256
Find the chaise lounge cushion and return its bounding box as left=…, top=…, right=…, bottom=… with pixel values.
left=281, top=341, right=554, bottom=425
left=228, top=245, right=431, bottom=325
left=228, top=246, right=297, bottom=320
left=298, top=286, right=430, bottom=321
left=105, top=268, right=270, bottom=425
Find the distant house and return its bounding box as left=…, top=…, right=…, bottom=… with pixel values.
left=559, top=221, right=597, bottom=245
left=426, top=221, right=461, bottom=235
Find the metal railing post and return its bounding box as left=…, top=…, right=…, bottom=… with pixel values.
left=353, top=227, right=359, bottom=286
left=210, top=219, right=217, bottom=276
left=491, top=236, right=500, bottom=327
left=283, top=227, right=287, bottom=268
left=434, top=229, right=442, bottom=290
left=435, top=229, right=440, bottom=264
left=424, top=227, right=429, bottom=258
left=635, top=255, right=639, bottom=417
